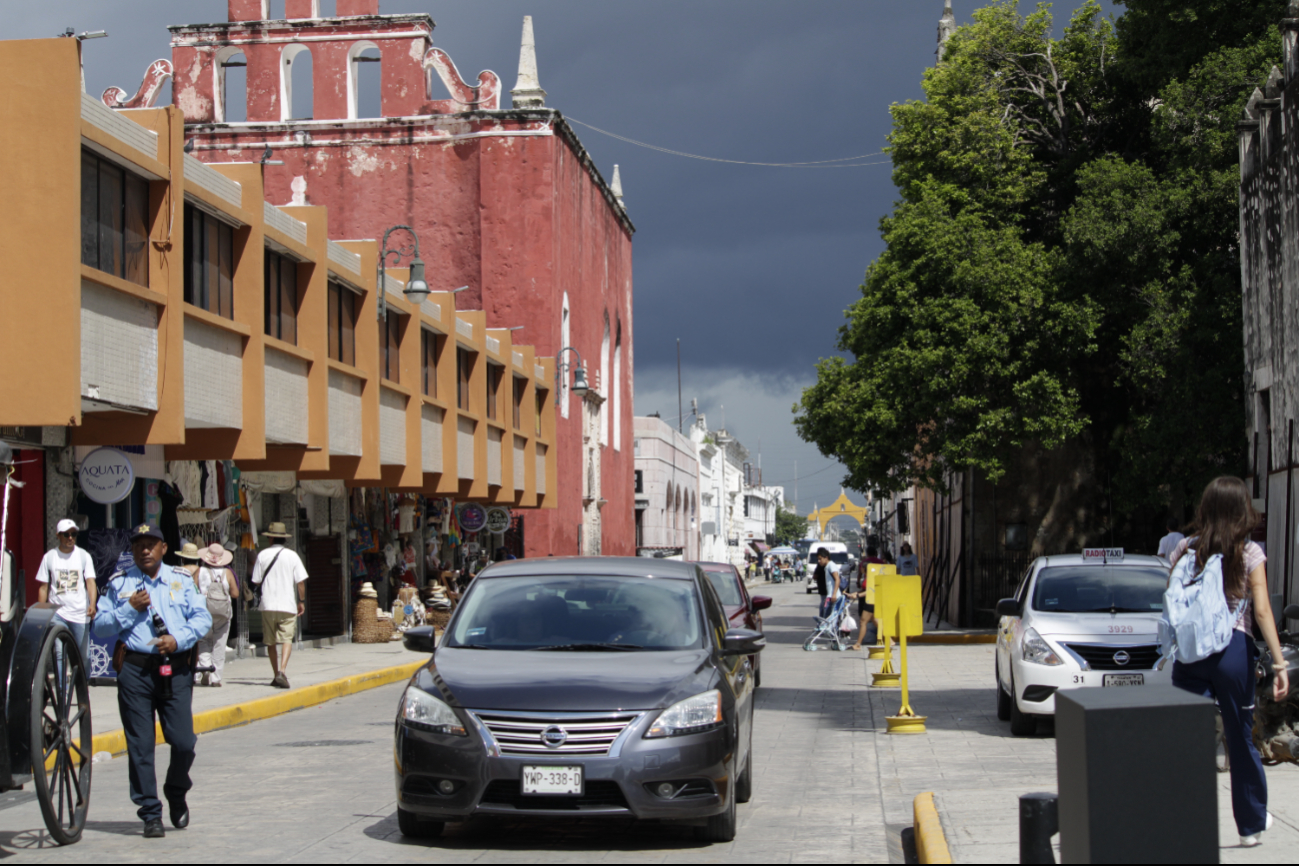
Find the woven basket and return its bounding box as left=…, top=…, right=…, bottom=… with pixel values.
left=353, top=597, right=389, bottom=644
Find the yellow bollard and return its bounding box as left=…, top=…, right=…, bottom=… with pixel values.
left=886, top=604, right=927, bottom=733
left=871, top=635, right=901, bottom=688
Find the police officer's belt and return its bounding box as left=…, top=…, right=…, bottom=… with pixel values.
left=122, top=649, right=196, bottom=669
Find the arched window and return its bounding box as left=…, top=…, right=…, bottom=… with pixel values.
left=215, top=49, right=248, bottom=123
left=281, top=44, right=313, bottom=121
left=347, top=41, right=381, bottom=119
left=613, top=322, right=622, bottom=451
left=599, top=312, right=610, bottom=446
left=665, top=481, right=673, bottom=529
left=560, top=293, right=570, bottom=419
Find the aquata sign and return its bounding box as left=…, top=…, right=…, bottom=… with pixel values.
left=78, top=447, right=136, bottom=504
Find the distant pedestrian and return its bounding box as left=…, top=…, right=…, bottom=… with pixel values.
left=35, top=519, right=96, bottom=660
left=813, top=548, right=840, bottom=619
left=251, top=522, right=308, bottom=689
left=1158, top=516, right=1186, bottom=559
left=897, top=542, right=919, bottom=576
left=1168, top=477, right=1287, bottom=848
left=195, top=544, right=238, bottom=687
left=848, top=546, right=885, bottom=650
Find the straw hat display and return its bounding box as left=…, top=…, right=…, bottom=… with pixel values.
left=358, top=582, right=378, bottom=598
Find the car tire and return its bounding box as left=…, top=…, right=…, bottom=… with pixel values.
left=1008, top=675, right=1037, bottom=736
left=397, top=807, right=445, bottom=839
left=735, top=753, right=753, bottom=804
left=698, top=774, right=738, bottom=843
left=996, top=661, right=1011, bottom=722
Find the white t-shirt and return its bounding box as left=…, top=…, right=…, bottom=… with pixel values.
left=251, top=545, right=308, bottom=614
left=35, top=547, right=95, bottom=624
left=1157, top=531, right=1186, bottom=559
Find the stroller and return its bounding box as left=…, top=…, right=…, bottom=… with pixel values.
left=804, top=594, right=852, bottom=651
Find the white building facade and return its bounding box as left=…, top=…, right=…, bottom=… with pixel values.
left=633, top=416, right=700, bottom=560
left=686, top=415, right=783, bottom=569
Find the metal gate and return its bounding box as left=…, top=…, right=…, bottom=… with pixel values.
left=972, top=552, right=1031, bottom=627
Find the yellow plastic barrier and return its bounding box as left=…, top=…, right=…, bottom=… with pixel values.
left=877, top=572, right=926, bottom=732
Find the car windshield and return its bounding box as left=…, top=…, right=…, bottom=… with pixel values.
left=445, top=575, right=704, bottom=650
left=702, top=569, right=743, bottom=606
left=1031, top=566, right=1168, bottom=613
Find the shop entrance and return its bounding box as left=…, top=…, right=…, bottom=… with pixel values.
left=304, top=535, right=345, bottom=636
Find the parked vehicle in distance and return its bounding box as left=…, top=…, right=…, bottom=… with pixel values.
left=694, top=561, right=772, bottom=687
left=804, top=542, right=850, bottom=594
left=394, top=557, right=765, bottom=843
left=995, top=551, right=1172, bottom=736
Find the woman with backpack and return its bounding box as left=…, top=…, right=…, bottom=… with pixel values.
left=1167, top=476, right=1288, bottom=848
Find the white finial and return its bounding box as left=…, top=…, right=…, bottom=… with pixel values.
left=937, top=0, right=957, bottom=63
left=611, top=164, right=625, bottom=209
left=511, top=16, right=547, bottom=108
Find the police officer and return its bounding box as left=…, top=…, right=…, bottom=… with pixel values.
left=93, top=523, right=211, bottom=839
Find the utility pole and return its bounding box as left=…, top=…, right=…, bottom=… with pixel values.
left=676, top=339, right=683, bottom=434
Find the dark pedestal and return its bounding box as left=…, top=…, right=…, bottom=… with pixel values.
left=1056, top=686, right=1217, bottom=864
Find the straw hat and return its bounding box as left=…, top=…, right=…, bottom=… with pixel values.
left=176, top=542, right=202, bottom=561
left=200, top=542, right=233, bottom=568
left=358, top=582, right=378, bottom=598
left=264, top=522, right=291, bottom=538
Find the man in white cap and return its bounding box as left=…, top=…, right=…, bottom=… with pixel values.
left=251, top=522, right=308, bottom=688
left=36, top=518, right=97, bottom=658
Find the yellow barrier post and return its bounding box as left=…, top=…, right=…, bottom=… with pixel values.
left=880, top=573, right=926, bottom=732
left=866, top=563, right=894, bottom=660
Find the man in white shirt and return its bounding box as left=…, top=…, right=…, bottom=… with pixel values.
left=250, top=522, right=308, bottom=689
left=36, top=518, right=97, bottom=658
left=1157, top=517, right=1186, bottom=560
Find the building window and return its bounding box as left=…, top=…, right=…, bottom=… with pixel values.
left=513, top=376, right=525, bottom=430
left=264, top=249, right=298, bottom=344
left=380, top=309, right=401, bottom=383
left=82, top=150, right=150, bottom=287
left=421, top=329, right=439, bottom=398
left=183, top=204, right=234, bottom=318
left=327, top=281, right=357, bottom=365
left=457, top=348, right=473, bottom=411
left=486, top=364, right=503, bottom=422
left=535, top=389, right=546, bottom=436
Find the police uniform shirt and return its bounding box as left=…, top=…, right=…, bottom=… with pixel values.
left=92, top=563, right=213, bottom=654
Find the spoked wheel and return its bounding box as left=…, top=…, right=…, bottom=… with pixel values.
left=30, top=626, right=92, bottom=845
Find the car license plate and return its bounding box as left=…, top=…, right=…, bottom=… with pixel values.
left=1103, top=674, right=1144, bottom=687
left=521, top=765, right=583, bottom=795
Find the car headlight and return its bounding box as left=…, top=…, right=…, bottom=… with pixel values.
left=400, top=687, right=467, bottom=736
left=645, top=690, right=723, bottom=738
left=1021, top=628, right=1063, bottom=666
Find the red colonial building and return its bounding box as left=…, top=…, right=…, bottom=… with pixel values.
left=107, top=0, right=635, bottom=555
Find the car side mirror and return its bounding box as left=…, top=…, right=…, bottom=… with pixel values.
left=1285, top=604, right=1299, bottom=621
left=402, top=625, right=438, bottom=653
left=995, top=598, right=1022, bottom=618
left=751, top=596, right=773, bottom=612
left=722, top=627, right=766, bottom=656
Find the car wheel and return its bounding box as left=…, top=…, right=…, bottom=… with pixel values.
left=1008, top=674, right=1037, bottom=736
left=698, top=772, right=738, bottom=842
left=397, top=807, right=445, bottom=838
left=996, top=660, right=1011, bottom=722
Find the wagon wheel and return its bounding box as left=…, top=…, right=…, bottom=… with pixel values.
left=29, top=626, right=92, bottom=845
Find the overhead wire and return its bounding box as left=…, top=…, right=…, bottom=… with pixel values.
left=565, top=117, right=892, bottom=168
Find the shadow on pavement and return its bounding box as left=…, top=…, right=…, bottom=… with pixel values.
left=364, top=812, right=710, bottom=851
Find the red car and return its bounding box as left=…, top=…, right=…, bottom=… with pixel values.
left=694, top=561, right=772, bottom=687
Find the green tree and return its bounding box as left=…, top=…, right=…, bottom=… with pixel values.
left=774, top=504, right=810, bottom=546
left=797, top=0, right=1275, bottom=528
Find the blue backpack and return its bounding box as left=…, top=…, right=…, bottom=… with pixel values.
left=1160, top=547, right=1236, bottom=664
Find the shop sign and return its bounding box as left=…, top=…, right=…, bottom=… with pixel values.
left=484, top=507, right=512, bottom=534
left=458, top=503, right=488, bottom=534
left=78, top=447, right=135, bottom=504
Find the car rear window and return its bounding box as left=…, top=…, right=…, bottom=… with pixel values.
left=702, top=568, right=744, bottom=606
left=445, top=575, right=704, bottom=650
left=807, top=552, right=849, bottom=566
left=1031, top=566, right=1167, bottom=614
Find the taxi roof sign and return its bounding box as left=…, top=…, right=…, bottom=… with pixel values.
left=1081, top=548, right=1124, bottom=564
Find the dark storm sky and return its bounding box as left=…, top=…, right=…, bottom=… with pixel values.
left=16, top=0, right=1118, bottom=515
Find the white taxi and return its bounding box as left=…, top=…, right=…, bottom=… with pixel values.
left=994, top=550, right=1171, bottom=736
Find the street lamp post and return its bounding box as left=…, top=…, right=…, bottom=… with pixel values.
left=554, top=346, right=591, bottom=401
left=377, top=224, right=430, bottom=320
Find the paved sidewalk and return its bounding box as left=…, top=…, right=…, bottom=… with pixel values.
left=88, top=639, right=424, bottom=737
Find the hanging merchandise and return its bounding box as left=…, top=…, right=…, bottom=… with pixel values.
left=397, top=496, right=417, bottom=534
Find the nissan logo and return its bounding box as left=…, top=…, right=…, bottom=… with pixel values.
left=1113, top=651, right=1131, bottom=667
left=541, top=726, right=568, bottom=748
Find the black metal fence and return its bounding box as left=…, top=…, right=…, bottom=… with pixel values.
left=971, top=552, right=1032, bottom=627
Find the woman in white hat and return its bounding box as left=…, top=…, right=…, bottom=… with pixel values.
left=195, top=544, right=239, bottom=687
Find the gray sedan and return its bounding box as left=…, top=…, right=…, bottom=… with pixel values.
left=393, top=557, right=765, bottom=843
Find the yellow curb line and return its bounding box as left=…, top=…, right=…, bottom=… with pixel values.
left=914, top=792, right=953, bottom=864
left=88, top=661, right=424, bottom=758
left=911, top=634, right=996, bottom=645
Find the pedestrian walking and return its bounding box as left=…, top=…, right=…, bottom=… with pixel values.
left=1158, top=515, right=1186, bottom=559
left=92, top=523, right=212, bottom=839
left=897, top=542, right=919, bottom=576
left=812, top=547, right=840, bottom=619
left=848, top=546, right=885, bottom=651
left=251, top=522, right=308, bottom=689
left=195, top=543, right=238, bottom=687
left=1167, top=477, right=1287, bottom=847
left=35, top=518, right=96, bottom=659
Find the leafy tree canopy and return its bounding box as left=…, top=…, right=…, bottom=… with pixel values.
left=774, top=504, right=810, bottom=546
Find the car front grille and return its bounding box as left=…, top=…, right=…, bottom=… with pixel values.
left=1063, top=643, right=1161, bottom=671
left=480, top=780, right=630, bottom=811
left=472, top=711, right=640, bottom=756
